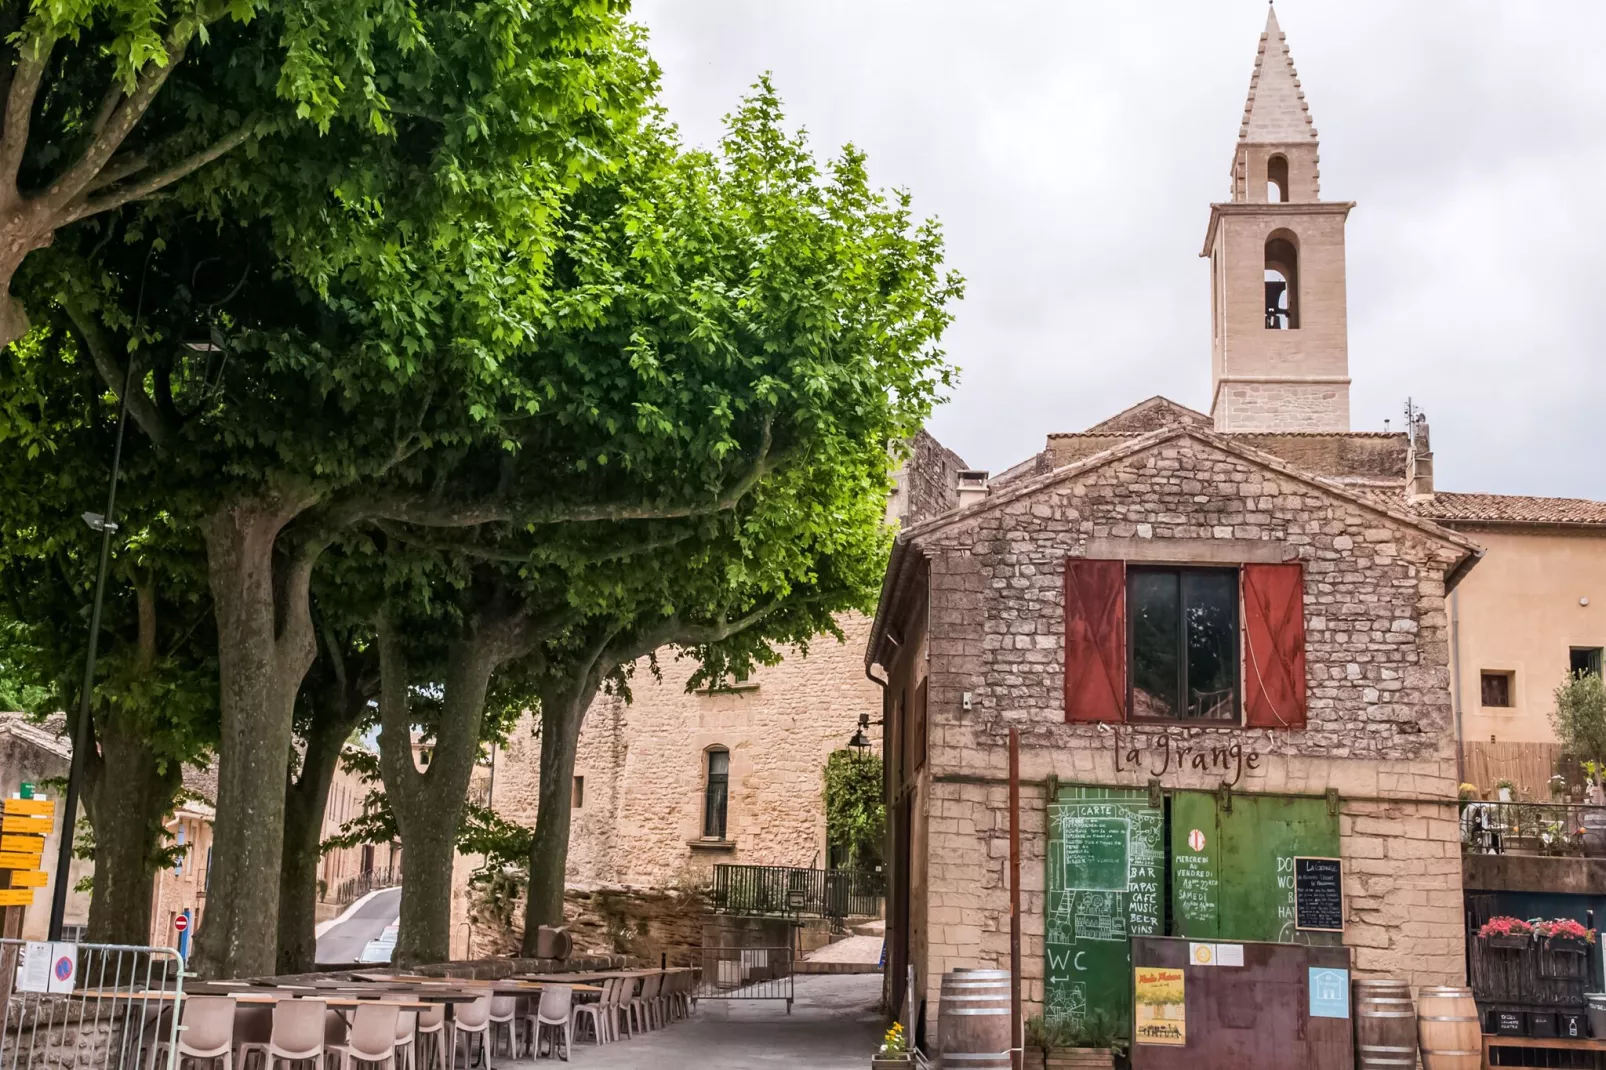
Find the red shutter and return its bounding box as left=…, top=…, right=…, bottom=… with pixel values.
left=1242, top=562, right=1307, bottom=729
left=1064, top=558, right=1126, bottom=723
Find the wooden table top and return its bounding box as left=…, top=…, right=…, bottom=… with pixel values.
left=514, top=968, right=692, bottom=983
left=77, top=990, right=431, bottom=1010
left=1484, top=1035, right=1606, bottom=1051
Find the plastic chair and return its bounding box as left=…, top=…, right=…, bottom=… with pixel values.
left=238, top=998, right=329, bottom=1070
left=446, top=995, right=490, bottom=1070
left=325, top=1002, right=400, bottom=1070
left=531, top=984, right=572, bottom=1060
left=412, top=1004, right=445, bottom=1070
left=608, top=978, right=635, bottom=1040
left=391, top=1010, right=416, bottom=1070
left=232, top=1004, right=273, bottom=1070
left=627, top=973, right=661, bottom=1034
left=570, top=979, right=610, bottom=1046
left=154, top=995, right=236, bottom=1069
left=487, top=995, right=519, bottom=1059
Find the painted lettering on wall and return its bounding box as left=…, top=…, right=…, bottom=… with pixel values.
left=1112, top=728, right=1264, bottom=786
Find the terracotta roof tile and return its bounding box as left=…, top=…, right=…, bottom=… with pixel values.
left=1413, top=492, right=1606, bottom=526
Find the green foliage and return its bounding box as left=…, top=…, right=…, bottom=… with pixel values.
left=1553, top=671, right=1606, bottom=768
left=1027, top=1010, right=1125, bottom=1054
left=824, top=749, right=884, bottom=870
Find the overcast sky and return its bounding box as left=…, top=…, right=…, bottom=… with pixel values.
left=630, top=2, right=1606, bottom=500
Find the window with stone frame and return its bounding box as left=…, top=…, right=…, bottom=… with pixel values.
left=1571, top=647, right=1603, bottom=678
left=703, top=748, right=730, bottom=840
left=1128, top=566, right=1239, bottom=721
left=1481, top=671, right=1514, bottom=708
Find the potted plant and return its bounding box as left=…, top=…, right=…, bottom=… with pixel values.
left=872, top=1021, right=911, bottom=1067
left=1496, top=779, right=1516, bottom=802
left=1040, top=1010, right=1120, bottom=1070
left=1479, top=916, right=1535, bottom=950
left=1536, top=918, right=1598, bottom=954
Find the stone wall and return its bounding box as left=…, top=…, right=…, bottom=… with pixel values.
left=895, top=434, right=1473, bottom=1025
left=487, top=613, right=882, bottom=889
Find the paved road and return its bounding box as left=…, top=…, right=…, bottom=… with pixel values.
left=502, top=973, right=885, bottom=1070
left=315, top=886, right=401, bottom=964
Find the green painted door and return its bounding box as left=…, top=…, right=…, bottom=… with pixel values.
left=1170, top=792, right=1341, bottom=944
left=1045, top=786, right=1163, bottom=1039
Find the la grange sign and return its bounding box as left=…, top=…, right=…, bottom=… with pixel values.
left=1111, top=727, right=1265, bottom=786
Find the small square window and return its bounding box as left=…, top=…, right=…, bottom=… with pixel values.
left=1481, top=671, right=1514, bottom=708
left=1570, top=647, right=1603, bottom=678
left=571, top=776, right=585, bottom=810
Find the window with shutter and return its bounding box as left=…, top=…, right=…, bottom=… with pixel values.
left=1064, top=558, right=1127, bottom=722
left=1241, top=562, right=1307, bottom=728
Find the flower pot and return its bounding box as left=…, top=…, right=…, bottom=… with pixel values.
left=871, top=1058, right=912, bottom=1069
left=1485, top=933, right=1532, bottom=951
left=1545, top=935, right=1590, bottom=954
left=1046, top=1051, right=1115, bottom=1070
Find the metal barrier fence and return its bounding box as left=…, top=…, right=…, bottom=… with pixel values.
left=0, top=940, right=185, bottom=1070
left=1461, top=801, right=1606, bottom=857
left=710, top=864, right=885, bottom=924
left=692, top=946, right=795, bottom=1014
left=331, top=867, right=400, bottom=907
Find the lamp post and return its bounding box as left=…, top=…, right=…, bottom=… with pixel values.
left=47, top=357, right=136, bottom=941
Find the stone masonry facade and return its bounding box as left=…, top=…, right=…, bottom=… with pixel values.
left=877, top=429, right=1477, bottom=1027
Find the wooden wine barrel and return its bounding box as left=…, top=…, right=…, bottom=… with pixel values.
left=938, top=969, right=1012, bottom=1069
left=1417, top=986, right=1480, bottom=1070
left=1354, top=979, right=1416, bottom=1069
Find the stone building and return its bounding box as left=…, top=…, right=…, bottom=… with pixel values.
left=867, top=7, right=1505, bottom=1038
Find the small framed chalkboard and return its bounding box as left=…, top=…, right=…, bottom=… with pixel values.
left=1294, top=856, right=1344, bottom=932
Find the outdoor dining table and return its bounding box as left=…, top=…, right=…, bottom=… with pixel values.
left=76, top=989, right=434, bottom=1009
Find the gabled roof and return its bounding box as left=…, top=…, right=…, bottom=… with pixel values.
left=1411, top=492, right=1606, bottom=529
left=1079, top=396, right=1211, bottom=435
left=867, top=425, right=1482, bottom=668
left=1241, top=5, right=1318, bottom=143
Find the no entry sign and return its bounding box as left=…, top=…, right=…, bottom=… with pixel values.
left=1187, top=828, right=1206, bottom=852
left=174, top=914, right=189, bottom=933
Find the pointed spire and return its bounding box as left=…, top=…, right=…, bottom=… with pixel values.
left=1239, top=4, right=1317, bottom=142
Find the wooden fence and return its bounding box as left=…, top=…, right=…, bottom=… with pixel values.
left=1462, top=741, right=1564, bottom=797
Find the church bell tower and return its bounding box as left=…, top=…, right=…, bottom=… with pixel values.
left=1205, top=5, right=1354, bottom=432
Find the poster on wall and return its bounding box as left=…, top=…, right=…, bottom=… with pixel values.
left=1133, top=966, right=1187, bottom=1046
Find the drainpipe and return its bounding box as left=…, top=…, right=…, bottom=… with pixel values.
left=1451, top=587, right=1465, bottom=786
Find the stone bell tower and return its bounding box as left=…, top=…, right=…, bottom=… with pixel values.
left=1204, top=5, right=1355, bottom=432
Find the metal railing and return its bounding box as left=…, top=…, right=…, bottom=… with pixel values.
left=692, top=946, right=794, bottom=1013
left=710, top=864, right=884, bottom=925
left=1, top=940, right=185, bottom=1070
left=1461, top=801, right=1606, bottom=857
left=331, top=867, right=400, bottom=907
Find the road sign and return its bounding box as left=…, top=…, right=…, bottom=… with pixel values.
left=1187, top=828, right=1206, bottom=852
left=0, top=889, right=34, bottom=907
left=18, top=783, right=33, bottom=799
left=174, top=914, right=189, bottom=933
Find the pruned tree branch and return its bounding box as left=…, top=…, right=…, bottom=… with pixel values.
left=0, top=32, right=56, bottom=192
left=63, top=294, right=175, bottom=448
left=61, top=122, right=257, bottom=225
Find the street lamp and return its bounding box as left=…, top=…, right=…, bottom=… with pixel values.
left=847, top=712, right=881, bottom=757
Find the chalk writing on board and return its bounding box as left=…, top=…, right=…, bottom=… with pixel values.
left=1062, top=814, right=1131, bottom=893
left=1294, top=856, right=1344, bottom=932
left=1173, top=852, right=1218, bottom=927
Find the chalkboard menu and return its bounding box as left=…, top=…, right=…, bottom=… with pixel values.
left=1062, top=814, right=1130, bottom=893
left=1294, top=856, right=1344, bottom=932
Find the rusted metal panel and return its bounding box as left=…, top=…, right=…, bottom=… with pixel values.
left=1130, top=936, right=1352, bottom=1070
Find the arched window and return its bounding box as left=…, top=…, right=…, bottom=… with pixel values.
left=1264, top=230, right=1300, bottom=329
left=703, top=747, right=730, bottom=839
left=1267, top=154, right=1288, bottom=203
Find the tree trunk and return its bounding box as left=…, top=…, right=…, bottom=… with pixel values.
left=191, top=498, right=317, bottom=979
left=522, top=672, right=600, bottom=944
left=276, top=714, right=351, bottom=974
left=81, top=719, right=183, bottom=946
left=377, top=614, right=522, bottom=968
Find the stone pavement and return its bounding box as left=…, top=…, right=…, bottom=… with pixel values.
left=501, top=973, right=885, bottom=1069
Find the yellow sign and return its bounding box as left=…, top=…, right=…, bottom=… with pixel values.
left=0, top=852, right=42, bottom=870
left=1134, top=967, right=1187, bottom=1046
left=2, top=816, right=53, bottom=835
left=0, top=835, right=44, bottom=857
left=0, top=889, right=34, bottom=907
left=8, top=871, right=48, bottom=888
left=2, top=800, right=55, bottom=818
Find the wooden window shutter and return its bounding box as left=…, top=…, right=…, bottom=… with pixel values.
left=913, top=678, right=928, bottom=775
left=1063, top=558, right=1126, bottom=723
left=1242, top=562, right=1307, bottom=729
